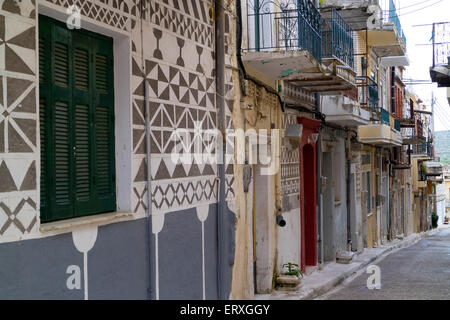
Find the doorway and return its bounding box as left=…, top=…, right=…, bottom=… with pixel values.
left=301, top=144, right=317, bottom=270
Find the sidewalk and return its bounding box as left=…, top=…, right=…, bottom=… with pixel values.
left=255, top=228, right=441, bottom=300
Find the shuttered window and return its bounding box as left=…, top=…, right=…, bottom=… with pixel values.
left=39, top=15, right=116, bottom=222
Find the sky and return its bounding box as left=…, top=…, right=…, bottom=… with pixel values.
left=396, top=0, right=450, bottom=132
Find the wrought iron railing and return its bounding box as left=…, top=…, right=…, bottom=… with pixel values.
left=357, top=76, right=379, bottom=110
left=246, top=0, right=322, bottom=62
left=386, top=0, right=407, bottom=46
left=321, top=8, right=354, bottom=69
left=380, top=108, right=390, bottom=125
left=394, top=119, right=401, bottom=131
left=368, top=77, right=379, bottom=108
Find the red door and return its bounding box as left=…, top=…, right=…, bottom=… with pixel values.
left=298, top=117, right=321, bottom=273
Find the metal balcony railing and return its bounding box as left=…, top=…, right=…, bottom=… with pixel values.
left=321, top=8, right=354, bottom=69
left=416, top=119, right=423, bottom=137
left=380, top=108, right=390, bottom=125
left=394, top=119, right=401, bottom=131
left=385, top=0, right=407, bottom=46
left=357, top=76, right=379, bottom=110
left=246, top=0, right=322, bottom=62
left=368, top=78, right=379, bottom=109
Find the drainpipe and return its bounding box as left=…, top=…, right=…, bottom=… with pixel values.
left=315, top=93, right=323, bottom=268
left=215, top=0, right=227, bottom=300
left=346, top=156, right=351, bottom=249
left=140, top=0, right=155, bottom=300
left=313, top=0, right=323, bottom=269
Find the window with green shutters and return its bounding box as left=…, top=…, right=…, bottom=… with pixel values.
left=39, top=15, right=116, bottom=223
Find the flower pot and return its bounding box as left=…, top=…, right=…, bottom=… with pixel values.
left=276, top=275, right=302, bottom=291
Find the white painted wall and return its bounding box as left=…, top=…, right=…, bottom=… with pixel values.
left=276, top=207, right=301, bottom=273
left=436, top=183, right=446, bottom=226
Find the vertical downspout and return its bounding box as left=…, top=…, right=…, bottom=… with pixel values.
left=346, top=156, right=351, bottom=249
left=140, top=1, right=155, bottom=300
left=314, top=0, right=323, bottom=269
left=315, top=93, right=323, bottom=267
left=215, top=0, right=227, bottom=300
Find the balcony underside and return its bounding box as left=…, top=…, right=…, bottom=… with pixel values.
left=319, top=2, right=373, bottom=30
left=430, top=66, right=450, bottom=87
left=403, top=136, right=426, bottom=145
left=381, top=56, right=409, bottom=67
left=325, top=114, right=370, bottom=127
left=242, top=51, right=356, bottom=92
left=392, top=164, right=412, bottom=170
left=361, top=28, right=406, bottom=57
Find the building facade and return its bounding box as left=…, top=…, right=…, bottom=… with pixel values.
left=0, top=0, right=439, bottom=299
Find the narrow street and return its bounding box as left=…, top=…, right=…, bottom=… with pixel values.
left=319, top=227, right=450, bottom=300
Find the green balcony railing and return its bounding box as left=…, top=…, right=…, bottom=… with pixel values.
left=387, top=0, right=407, bottom=46
left=246, top=0, right=322, bottom=62
left=321, top=8, right=354, bottom=69
left=380, top=108, right=390, bottom=125
left=368, top=77, right=379, bottom=109
left=394, top=119, right=401, bottom=131
left=357, top=76, right=379, bottom=110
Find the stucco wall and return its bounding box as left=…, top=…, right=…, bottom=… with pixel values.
left=0, top=0, right=235, bottom=300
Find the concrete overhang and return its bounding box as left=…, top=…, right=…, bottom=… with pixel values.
left=322, top=95, right=370, bottom=126
left=430, top=65, right=450, bottom=87
left=360, top=26, right=406, bottom=57
left=242, top=50, right=357, bottom=93
left=381, top=55, right=409, bottom=67
left=242, top=50, right=322, bottom=81
left=402, top=136, right=426, bottom=145
left=320, top=0, right=374, bottom=31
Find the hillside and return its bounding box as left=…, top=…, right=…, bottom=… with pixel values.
left=435, top=130, right=450, bottom=167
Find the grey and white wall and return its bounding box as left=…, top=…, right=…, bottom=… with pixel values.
left=0, top=0, right=235, bottom=299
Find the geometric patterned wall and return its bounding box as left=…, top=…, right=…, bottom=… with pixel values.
left=0, top=0, right=235, bottom=242
left=281, top=110, right=301, bottom=211
left=132, top=0, right=223, bottom=215
left=0, top=0, right=38, bottom=240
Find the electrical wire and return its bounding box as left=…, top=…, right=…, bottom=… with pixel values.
left=434, top=99, right=450, bottom=127
left=342, top=0, right=444, bottom=24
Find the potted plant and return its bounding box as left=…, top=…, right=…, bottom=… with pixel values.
left=432, top=212, right=439, bottom=229
left=276, top=262, right=303, bottom=290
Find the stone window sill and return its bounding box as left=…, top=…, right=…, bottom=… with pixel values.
left=39, top=211, right=134, bottom=233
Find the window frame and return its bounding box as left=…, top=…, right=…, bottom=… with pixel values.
left=39, top=14, right=117, bottom=223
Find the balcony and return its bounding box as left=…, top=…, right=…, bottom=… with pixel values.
left=358, top=123, right=402, bottom=146
left=321, top=0, right=407, bottom=57
left=243, top=1, right=356, bottom=92
left=412, top=141, right=433, bottom=159
left=401, top=119, right=426, bottom=145
left=321, top=95, right=370, bottom=126
left=358, top=108, right=402, bottom=146
left=424, top=162, right=443, bottom=177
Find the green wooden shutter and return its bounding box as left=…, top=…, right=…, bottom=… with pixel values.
left=72, top=33, right=93, bottom=215
left=39, top=20, right=51, bottom=222
left=92, top=37, right=116, bottom=213
left=39, top=15, right=116, bottom=222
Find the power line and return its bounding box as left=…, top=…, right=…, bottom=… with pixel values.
left=433, top=99, right=450, bottom=129
left=342, top=0, right=444, bottom=24
left=433, top=107, right=450, bottom=130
